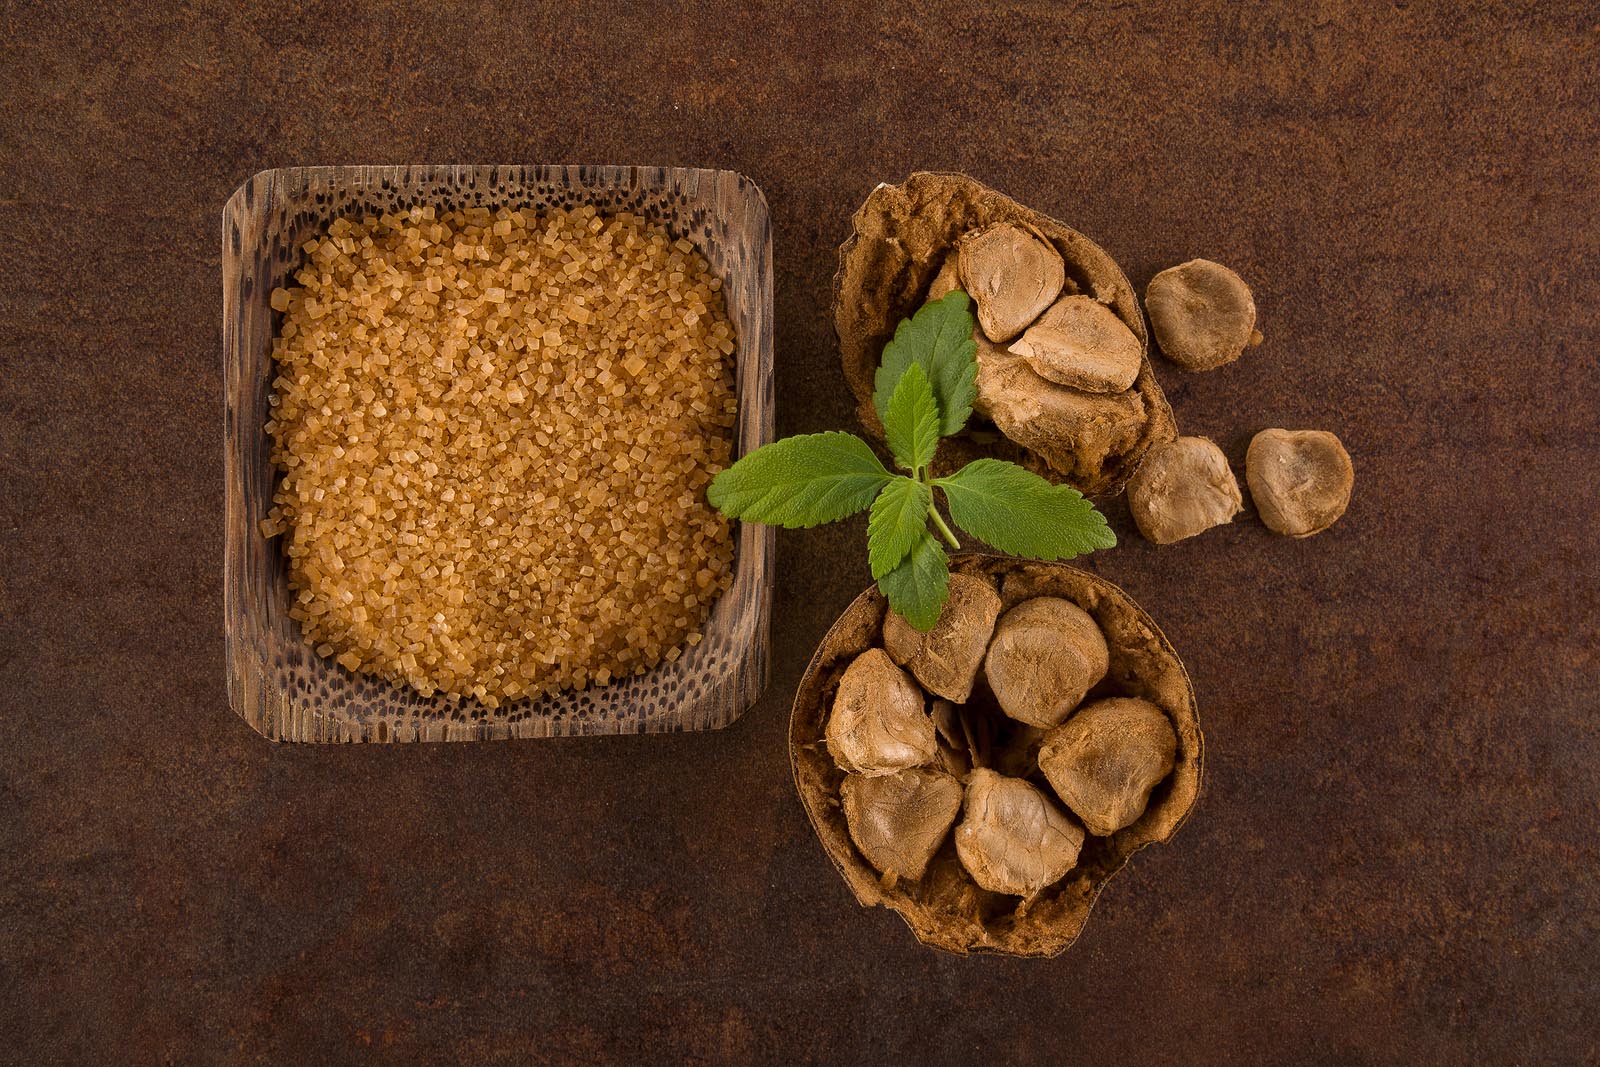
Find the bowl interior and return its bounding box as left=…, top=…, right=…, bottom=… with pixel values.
left=223, top=165, right=773, bottom=741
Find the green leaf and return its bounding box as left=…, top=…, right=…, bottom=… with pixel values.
left=707, top=432, right=892, bottom=527
left=882, top=363, right=940, bottom=473
left=873, top=290, right=979, bottom=438
left=867, top=476, right=933, bottom=579
left=935, top=459, right=1117, bottom=559
left=876, top=530, right=950, bottom=632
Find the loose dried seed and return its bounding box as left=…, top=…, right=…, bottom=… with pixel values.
left=1144, top=259, right=1259, bottom=371
left=1126, top=435, right=1243, bottom=544
left=1245, top=428, right=1354, bottom=537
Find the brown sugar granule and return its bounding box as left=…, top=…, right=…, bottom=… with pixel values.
left=259, top=205, right=739, bottom=706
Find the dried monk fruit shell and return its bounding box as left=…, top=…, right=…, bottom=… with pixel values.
left=883, top=573, right=1003, bottom=702
left=1039, top=698, right=1178, bottom=837
left=1007, top=295, right=1142, bottom=394
left=826, top=648, right=937, bottom=776
left=954, top=769, right=1084, bottom=897
left=841, top=768, right=964, bottom=884
left=985, top=597, right=1110, bottom=728
left=1246, top=428, right=1354, bottom=537
left=1127, top=436, right=1244, bottom=544
left=958, top=223, right=1066, bottom=343
left=791, top=555, right=1202, bottom=956
left=1145, top=259, right=1258, bottom=371
left=973, top=334, right=1149, bottom=485
left=834, top=173, right=1176, bottom=496
left=925, top=251, right=962, bottom=302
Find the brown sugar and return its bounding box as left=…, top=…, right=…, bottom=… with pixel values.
left=260, top=205, right=738, bottom=706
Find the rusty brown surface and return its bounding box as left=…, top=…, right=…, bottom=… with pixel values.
left=2, top=2, right=1597, bottom=1063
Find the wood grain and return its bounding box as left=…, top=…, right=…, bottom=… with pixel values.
left=222, top=166, right=774, bottom=742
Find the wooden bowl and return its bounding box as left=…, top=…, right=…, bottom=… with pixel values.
left=222, top=165, right=774, bottom=742
left=833, top=172, right=1176, bottom=498
left=790, top=553, right=1203, bottom=956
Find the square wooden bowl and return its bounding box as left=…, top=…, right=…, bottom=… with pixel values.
left=222, top=165, right=774, bottom=742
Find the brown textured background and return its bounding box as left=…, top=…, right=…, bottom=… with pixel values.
left=3, top=2, right=1597, bottom=1063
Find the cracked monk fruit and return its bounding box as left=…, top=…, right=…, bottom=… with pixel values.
left=954, top=768, right=1084, bottom=897
left=1039, top=697, right=1178, bottom=837
left=841, top=767, right=964, bottom=884
left=984, top=597, right=1110, bottom=728
left=791, top=556, right=1203, bottom=956
left=834, top=173, right=1176, bottom=499
left=825, top=648, right=937, bottom=775
left=882, top=572, right=1002, bottom=702
left=972, top=333, right=1151, bottom=484
left=708, top=291, right=1114, bottom=630
left=1007, top=294, right=1143, bottom=394
left=958, top=223, right=1066, bottom=343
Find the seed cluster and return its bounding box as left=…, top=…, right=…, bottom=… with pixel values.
left=261, top=205, right=738, bottom=706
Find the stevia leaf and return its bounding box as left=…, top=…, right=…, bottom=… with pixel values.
left=873, top=290, right=979, bottom=438
left=882, top=363, right=941, bottom=473
left=707, top=432, right=892, bottom=527
left=935, top=458, right=1117, bottom=559
left=876, top=530, right=950, bottom=632
left=867, top=476, right=933, bottom=579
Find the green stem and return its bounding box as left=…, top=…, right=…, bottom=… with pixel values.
left=927, top=504, right=961, bottom=550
